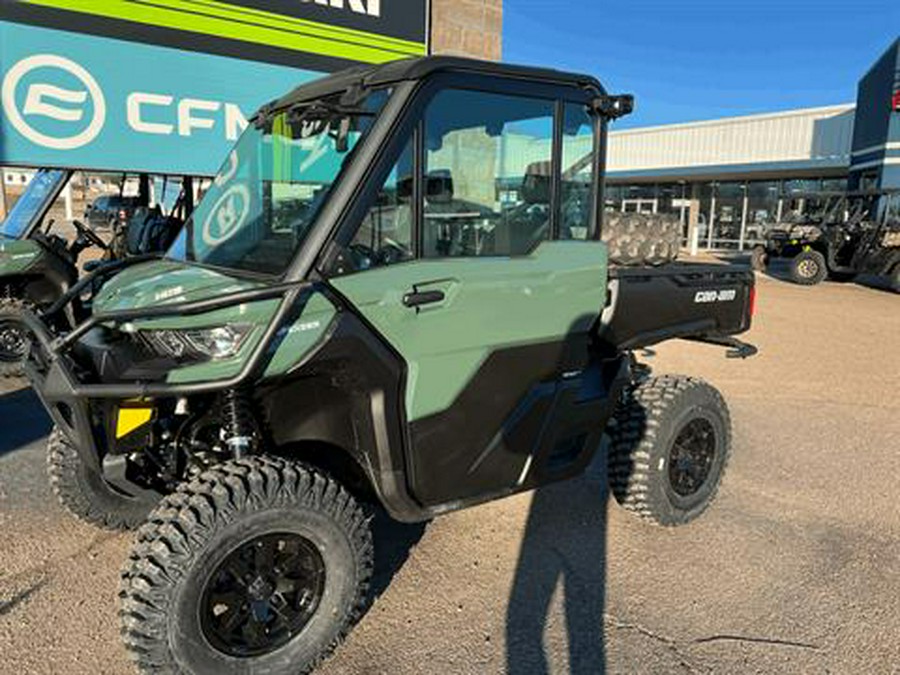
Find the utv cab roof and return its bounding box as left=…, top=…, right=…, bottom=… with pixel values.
left=262, top=56, right=608, bottom=116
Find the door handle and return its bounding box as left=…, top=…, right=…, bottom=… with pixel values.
left=403, top=290, right=445, bottom=308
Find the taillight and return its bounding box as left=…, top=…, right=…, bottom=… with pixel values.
left=749, top=285, right=757, bottom=318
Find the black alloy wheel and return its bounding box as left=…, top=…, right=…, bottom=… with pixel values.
left=608, top=374, right=732, bottom=526
left=120, top=457, right=374, bottom=675
left=667, top=418, right=717, bottom=497
left=200, top=532, right=327, bottom=658
left=0, top=315, right=28, bottom=363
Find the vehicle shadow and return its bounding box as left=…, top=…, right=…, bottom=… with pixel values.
left=0, top=384, right=51, bottom=457
left=368, top=507, right=428, bottom=600
left=506, top=449, right=609, bottom=675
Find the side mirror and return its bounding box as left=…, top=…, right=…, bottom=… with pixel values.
left=594, top=94, right=635, bottom=120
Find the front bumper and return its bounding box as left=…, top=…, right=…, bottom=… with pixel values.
left=24, top=310, right=106, bottom=471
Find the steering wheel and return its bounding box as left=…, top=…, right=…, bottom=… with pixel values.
left=72, top=219, right=108, bottom=250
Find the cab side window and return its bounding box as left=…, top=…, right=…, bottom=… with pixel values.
left=335, top=142, right=415, bottom=275
left=560, top=103, right=595, bottom=241
left=422, top=89, right=555, bottom=258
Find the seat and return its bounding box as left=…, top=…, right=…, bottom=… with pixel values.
left=496, top=161, right=552, bottom=255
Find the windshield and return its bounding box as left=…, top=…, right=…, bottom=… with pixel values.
left=168, top=90, right=390, bottom=275
left=0, top=168, right=68, bottom=239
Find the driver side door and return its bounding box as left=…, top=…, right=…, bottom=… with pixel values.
left=328, top=84, right=611, bottom=508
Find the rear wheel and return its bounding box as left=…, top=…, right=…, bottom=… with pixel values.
left=46, top=426, right=158, bottom=530
left=608, top=375, right=731, bottom=527
left=120, top=457, right=373, bottom=675
left=0, top=296, right=31, bottom=378
left=603, top=212, right=681, bottom=266
left=789, top=250, right=827, bottom=285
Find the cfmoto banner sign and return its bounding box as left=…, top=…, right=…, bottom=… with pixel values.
left=0, top=22, right=321, bottom=174
left=0, top=1, right=429, bottom=174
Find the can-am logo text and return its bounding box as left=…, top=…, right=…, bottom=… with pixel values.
left=1, top=54, right=106, bottom=150
left=302, top=0, right=381, bottom=17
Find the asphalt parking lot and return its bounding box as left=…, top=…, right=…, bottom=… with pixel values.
left=1, top=269, right=898, bottom=675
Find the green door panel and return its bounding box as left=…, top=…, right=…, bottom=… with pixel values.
left=329, top=241, right=608, bottom=421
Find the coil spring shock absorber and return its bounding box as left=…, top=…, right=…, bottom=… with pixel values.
left=222, top=389, right=257, bottom=459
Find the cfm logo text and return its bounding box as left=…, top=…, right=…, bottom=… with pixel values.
left=2, top=54, right=248, bottom=151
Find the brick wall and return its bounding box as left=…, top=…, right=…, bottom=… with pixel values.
left=430, top=0, right=503, bottom=62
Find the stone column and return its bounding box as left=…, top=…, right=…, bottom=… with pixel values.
left=430, top=0, right=503, bottom=61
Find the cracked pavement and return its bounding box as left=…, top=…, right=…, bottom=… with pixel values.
left=1, top=271, right=899, bottom=674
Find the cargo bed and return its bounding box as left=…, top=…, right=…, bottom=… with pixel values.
left=597, top=263, right=755, bottom=351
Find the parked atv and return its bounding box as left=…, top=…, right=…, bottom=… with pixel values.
left=752, top=190, right=900, bottom=288
left=0, top=170, right=188, bottom=376
left=24, top=57, right=756, bottom=674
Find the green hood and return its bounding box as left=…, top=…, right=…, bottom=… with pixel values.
left=88, top=259, right=337, bottom=386
left=94, top=260, right=260, bottom=313
left=0, top=239, right=44, bottom=276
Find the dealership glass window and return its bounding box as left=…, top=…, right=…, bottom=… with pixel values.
left=698, top=183, right=715, bottom=247
left=422, top=89, right=555, bottom=258
left=604, top=184, right=625, bottom=211
left=744, top=181, right=780, bottom=243
left=783, top=178, right=822, bottom=194
left=711, top=182, right=744, bottom=249
left=560, top=103, right=595, bottom=240
left=821, top=177, right=847, bottom=192
left=657, top=183, right=690, bottom=238
left=621, top=184, right=657, bottom=213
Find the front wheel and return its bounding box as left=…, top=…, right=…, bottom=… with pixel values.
left=120, top=457, right=374, bottom=674
left=0, top=296, right=31, bottom=378
left=46, top=426, right=159, bottom=530
left=789, top=250, right=828, bottom=285
left=608, top=375, right=732, bottom=527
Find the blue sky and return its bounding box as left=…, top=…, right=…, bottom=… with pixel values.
left=503, top=0, right=900, bottom=129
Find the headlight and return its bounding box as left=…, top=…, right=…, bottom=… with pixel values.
left=139, top=324, right=253, bottom=361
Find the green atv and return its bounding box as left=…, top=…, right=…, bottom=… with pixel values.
left=0, top=170, right=188, bottom=376
left=24, top=57, right=756, bottom=674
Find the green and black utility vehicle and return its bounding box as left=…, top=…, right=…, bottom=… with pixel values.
left=751, top=189, right=900, bottom=288
left=24, top=57, right=756, bottom=674
left=0, top=170, right=191, bottom=376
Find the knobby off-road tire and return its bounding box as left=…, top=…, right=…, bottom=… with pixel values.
left=789, top=250, right=827, bottom=286
left=608, top=375, right=732, bottom=527
left=0, top=296, right=32, bottom=378
left=46, top=426, right=158, bottom=530
left=120, top=457, right=374, bottom=675
left=750, top=245, right=769, bottom=272
left=603, top=212, right=681, bottom=267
